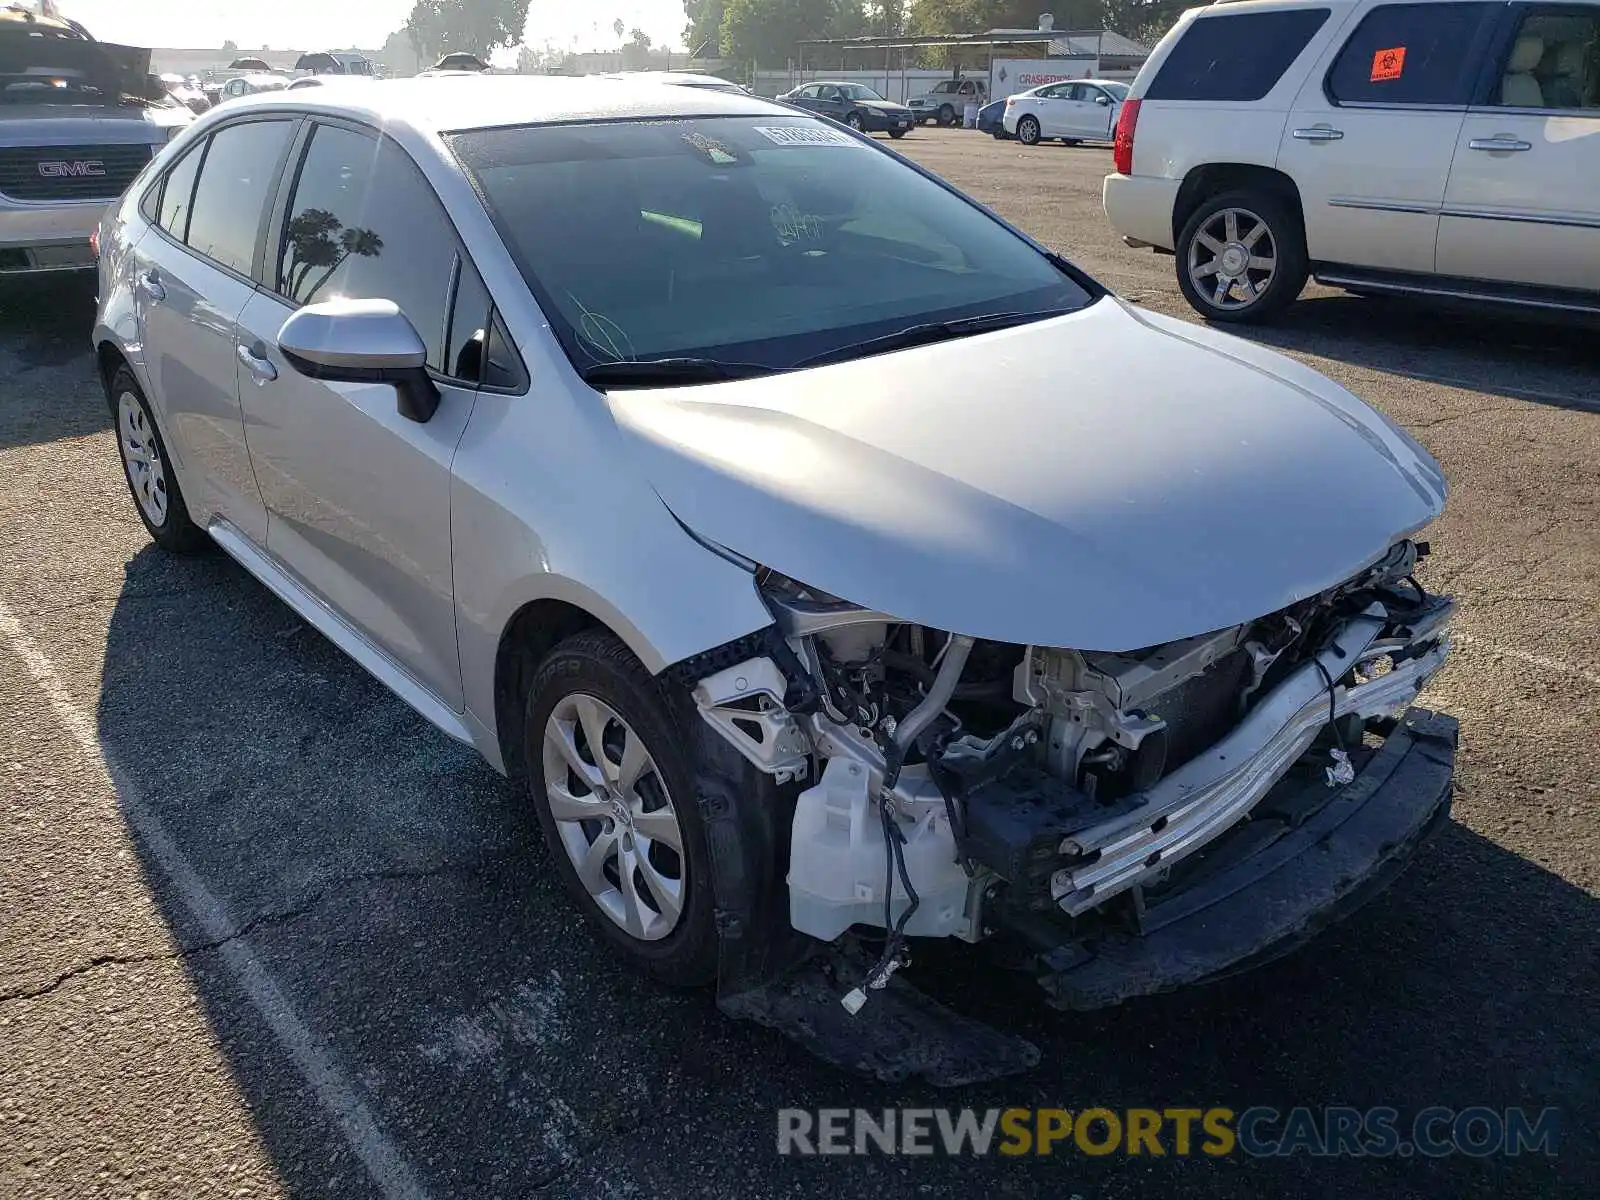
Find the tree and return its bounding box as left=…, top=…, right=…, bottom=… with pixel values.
left=621, top=28, right=654, bottom=70
left=720, top=0, right=864, bottom=66
left=222, top=39, right=238, bottom=52
left=613, top=17, right=625, bottom=41
left=403, top=0, right=531, bottom=62
left=682, top=0, right=725, bottom=56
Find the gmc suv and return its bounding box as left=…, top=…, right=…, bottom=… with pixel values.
left=1104, top=0, right=1600, bottom=323
left=0, top=8, right=190, bottom=277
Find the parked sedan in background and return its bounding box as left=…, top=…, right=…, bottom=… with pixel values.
left=977, top=97, right=1009, bottom=137
left=779, top=81, right=914, bottom=136
left=1004, top=79, right=1128, bottom=145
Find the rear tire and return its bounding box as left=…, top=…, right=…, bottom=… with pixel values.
left=1060, top=138, right=1080, bottom=146
left=107, top=365, right=208, bottom=554
left=889, top=128, right=907, bottom=139
left=1175, top=189, right=1308, bottom=325
left=1016, top=115, right=1041, bottom=145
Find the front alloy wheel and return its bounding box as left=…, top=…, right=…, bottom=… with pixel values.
left=845, top=111, right=864, bottom=131
left=541, top=692, right=685, bottom=942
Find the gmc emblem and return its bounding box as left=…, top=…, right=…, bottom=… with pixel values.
left=37, top=160, right=106, bottom=178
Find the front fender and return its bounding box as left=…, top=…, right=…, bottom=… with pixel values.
left=450, top=389, right=774, bottom=755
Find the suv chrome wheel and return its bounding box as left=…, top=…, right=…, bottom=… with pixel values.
left=1187, top=207, right=1276, bottom=311
left=542, top=692, right=685, bottom=941
left=117, top=390, right=168, bottom=526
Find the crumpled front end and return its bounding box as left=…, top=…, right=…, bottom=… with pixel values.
left=682, top=538, right=1455, bottom=1016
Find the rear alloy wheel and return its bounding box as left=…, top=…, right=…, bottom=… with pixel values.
left=109, top=366, right=208, bottom=553
left=845, top=111, right=864, bottom=131
left=1176, top=190, right=1308, bottom=324
left=1016, top=115, right=1041, bottom=145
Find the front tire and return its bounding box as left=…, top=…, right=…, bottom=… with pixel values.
left=1175, top=189, right=1309, bottom=325
left=108, top=365, right=208, bottom=554
left=937, top=104, right=956, bottom=127
left=845, top=111, right=864, bottom=131
left=1016, top=115, right=1041, bottom=145
left=524, top=631, right=720, bottom=986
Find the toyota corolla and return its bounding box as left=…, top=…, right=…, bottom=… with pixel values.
left=93, top=76, right=1456, bottom=1080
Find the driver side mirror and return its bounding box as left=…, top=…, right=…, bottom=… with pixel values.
left=1095, top=94, right=1112, bottom=105
left=278, top=298, right=441, bottom=423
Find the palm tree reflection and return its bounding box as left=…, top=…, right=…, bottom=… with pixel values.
left=282, top=207, right=384, bottom=303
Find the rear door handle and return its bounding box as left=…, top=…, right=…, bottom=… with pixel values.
left=136, top=270, right=165, bottom=302
left=236, top=342, right=278, bottom=384
left=1468, top=136, right=1532, bottom=152
left=1291, top=127, right=1345, bottom=142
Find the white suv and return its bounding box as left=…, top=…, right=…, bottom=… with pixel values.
left=1104, top=0, right=1600, bottom=322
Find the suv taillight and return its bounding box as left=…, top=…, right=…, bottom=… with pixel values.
left=1113, top=97, right=1141, bottom=176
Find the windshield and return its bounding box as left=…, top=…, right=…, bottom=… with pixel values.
left=450, top=117, right=1094, bottom=374
left=838, top=83, right=885, bottom=101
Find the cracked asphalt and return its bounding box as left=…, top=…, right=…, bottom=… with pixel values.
left=1, top=129, right=1596, bottom=1199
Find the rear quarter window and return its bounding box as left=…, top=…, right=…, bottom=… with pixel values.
left=1146, top=8, right=1333, bottom=101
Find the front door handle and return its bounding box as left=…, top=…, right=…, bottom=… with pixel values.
left=236, top=342, right=278, bottom=384
left=1291, top=126, right=1345, bottom=142
left=136, top=270, right=165, bottom=302
left=1468, top=136, right=1532, bottom=152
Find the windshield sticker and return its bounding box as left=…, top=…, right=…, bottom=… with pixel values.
left=754, top=125, right=861, bottom=147
left=681, top=131, right=740, bottom=164
left=1370, top=46, right=1406, bottom=82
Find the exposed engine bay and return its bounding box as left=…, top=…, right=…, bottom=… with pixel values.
left=688, top=539, right=1454, bottom=1008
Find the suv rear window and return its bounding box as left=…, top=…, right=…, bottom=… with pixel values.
left=1146, top=9, right=1332, bottom=101
left=1326, top=3, right=1502, bottom=105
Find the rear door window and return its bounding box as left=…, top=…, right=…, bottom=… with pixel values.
left=1326, top=3, right=1502, bottom=105
left=1146, top=9, right=1333, bottom=101
left=183, top=119, right=295, bottom=276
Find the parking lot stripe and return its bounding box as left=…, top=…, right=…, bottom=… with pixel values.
left=0, top=597, right=434, bottom=1200
left=1454, top=629, right=1600, bottom=690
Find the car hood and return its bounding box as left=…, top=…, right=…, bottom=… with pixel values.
left=0, top=103, right=185, bottom=142
left=608, top=299, right=1447, bottom=652
left=862, top=100, right=912, bottom=113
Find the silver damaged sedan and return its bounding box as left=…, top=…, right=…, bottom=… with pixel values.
left=94, top=76, right=1458, bottom=1080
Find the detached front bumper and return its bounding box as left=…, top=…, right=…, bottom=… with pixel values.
left=1033, top=707, right=1457, bottom=1009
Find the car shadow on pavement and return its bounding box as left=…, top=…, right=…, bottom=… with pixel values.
left=1231, top=293, right=1600, bottom=415
left=96, top=545, right=1597, bottom=1199
left=0, top=275, right=108, bottom=450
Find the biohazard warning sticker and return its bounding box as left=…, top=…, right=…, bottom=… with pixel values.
left=1370, top=46, right=1407, bottom=82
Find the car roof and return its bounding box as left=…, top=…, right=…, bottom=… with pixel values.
left=229, top=74, right=782, bottom=133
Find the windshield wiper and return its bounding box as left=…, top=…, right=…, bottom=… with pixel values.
left=580, top=357, right=784, bottom=388
left=795, top=309, right=1069, bottom=368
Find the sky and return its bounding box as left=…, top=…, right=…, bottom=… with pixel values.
left=60, top=1, right=690, bottom=53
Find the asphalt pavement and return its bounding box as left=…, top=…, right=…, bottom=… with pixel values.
left=0, top=129, right=1595, bottom=1199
